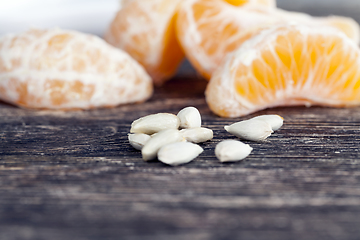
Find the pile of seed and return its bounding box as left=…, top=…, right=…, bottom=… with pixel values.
left=128, top=106, right=283, bottom=166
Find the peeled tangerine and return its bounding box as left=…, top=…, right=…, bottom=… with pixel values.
left=0, top=28, right=153, bottom=110
left=105, top=0, right=184, bottom=85
left=176, top=0, right=360, bottom=80
left=206, top=23, right=360, bottom=118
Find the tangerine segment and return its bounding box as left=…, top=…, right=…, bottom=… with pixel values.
left=275, top=10, right=360, bottom=45
left=319, top=16, right=360, bottom=45
left=105, top=0, right=184, bottom=86
left=224, top=0, right=275, bottom=7
left=176, top=0, right=277, bottom=80
left=205, top=24, right=360, bottom=118
left=0, top=28, right=153, bottom=110
left=176, top=0, right=360, bottom=80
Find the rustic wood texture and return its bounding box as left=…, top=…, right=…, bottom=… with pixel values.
left=1, top=75, right=360, bottom=240
left=1, top=2, right=360, bottom=240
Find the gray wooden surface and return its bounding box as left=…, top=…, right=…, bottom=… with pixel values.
left=1, top=76, right=360, bottom=240
left=1, top=1, right=360, bottom=240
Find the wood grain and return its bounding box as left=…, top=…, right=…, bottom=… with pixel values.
left=1, top=75, right=360, bottom=240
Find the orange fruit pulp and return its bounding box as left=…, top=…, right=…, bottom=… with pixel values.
left=176, top=0, right=360, bottom=80
left=0, top=28, right=153, bottom=109
left=105, top=0, right=184, bottom=86
left=205, top=23, right=360, bottom=118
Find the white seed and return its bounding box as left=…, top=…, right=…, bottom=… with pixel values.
left=158, top=142, right=204, bottom=166
left=180, top=127, right=213, bottom=143
left=130, top=113, right=180, bottom=135
left=224, top=119, right=273, bottom=141
left=128, top=133, right=151, bottom=150
left=177, top=106, right=201, bottom=129
left=251, top=115, right=284, bottom=131
left=215, top=140, right=253, bottom=163
left=141, top=129, right=183, bottom=161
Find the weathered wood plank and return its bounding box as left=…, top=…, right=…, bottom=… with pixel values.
left=1, top=74, right=360, bottom=240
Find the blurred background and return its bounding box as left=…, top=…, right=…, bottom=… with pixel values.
left=0, top=0, right=359, bottom=37
left=0, top=0, right=120, bottom=36
left=277, top=0, right=360, bottom=23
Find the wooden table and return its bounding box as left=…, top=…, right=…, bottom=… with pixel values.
left=1, top=2, right=360, bottom=240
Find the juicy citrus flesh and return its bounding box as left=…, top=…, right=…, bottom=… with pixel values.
left=224, top=0, right=275, bottom=7
left=176, top=0, right=277, bottom=80
left=176, top=0, right=360, bottom=80
left=0, top=28, right=153, bottom=110
left=105, top=0, right=184, bottom=86
left=205, top=24, right=360, bottom=118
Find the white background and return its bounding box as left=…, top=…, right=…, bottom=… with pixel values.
left=0, top=0, right=121, bottom=37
